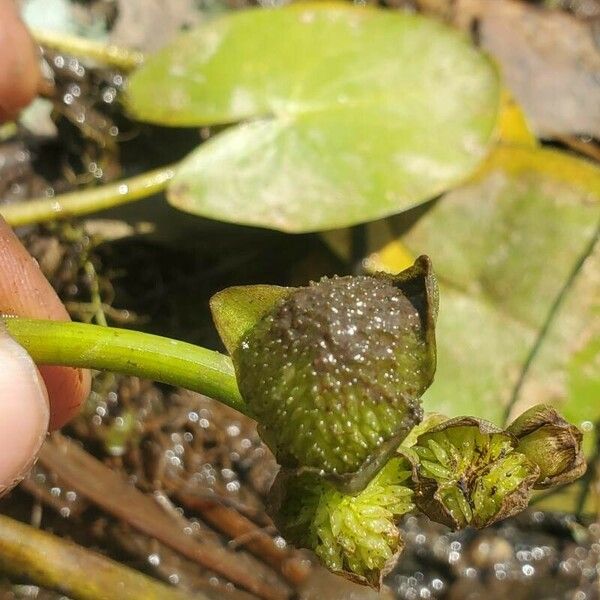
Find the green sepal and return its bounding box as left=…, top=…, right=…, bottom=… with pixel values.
left=210, top=284, right=295, bottom=355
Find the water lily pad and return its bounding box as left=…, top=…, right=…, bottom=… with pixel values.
left=321, top=89, right=536, bottom=268
left=126, top=3, right=500, bottom=232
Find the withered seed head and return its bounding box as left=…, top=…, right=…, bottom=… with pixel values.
left=507, top=404, right=586, bottom=489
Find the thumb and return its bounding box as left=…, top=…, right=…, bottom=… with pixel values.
left=0, top=326, right=49, bottom=495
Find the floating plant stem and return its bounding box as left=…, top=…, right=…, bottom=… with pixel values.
left=0, top=165, right=176, bottom=227
left=3, top=317, right=248, bottom=417
left=32, top=29, right=145, bottom=70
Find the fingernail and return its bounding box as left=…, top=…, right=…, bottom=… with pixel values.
left=0, top=327, right=49, bottom=494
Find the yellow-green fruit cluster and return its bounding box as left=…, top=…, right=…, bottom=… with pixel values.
left=407, top=409, right=586, bottom=530
left=269, top=457, right=414, bottom=586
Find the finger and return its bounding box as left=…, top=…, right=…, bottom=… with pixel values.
left=0, top=217, right=91, bottom=428
left=0, top=327, right=49, bottom=495
left=0, top=0, right=42, bottom=121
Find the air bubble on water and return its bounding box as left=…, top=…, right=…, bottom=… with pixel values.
left=521, top=564, right=535, bottom=576
left=68, top=84, right=81, bottom=98
left=227, top=424, right=241, bottom=437
left=102, top=87, right=117, bottom=104
left=226, top=481, right=240, bottom=493
left=147, top=553, right=160, bottom=566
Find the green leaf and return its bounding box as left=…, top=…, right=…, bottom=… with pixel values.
left=210, top=284, right=293, bottom=355
left=377, top=146, right=600, bottom=437
left=126, top=3, right=501, bottom=232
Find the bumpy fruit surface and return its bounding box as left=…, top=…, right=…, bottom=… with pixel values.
left=409, top=417, right=539, bottom=529
left=234, top=257, right=437, bottom=488
left=268, top=457, right=414, bottom=587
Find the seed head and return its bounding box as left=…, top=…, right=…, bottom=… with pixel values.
left=507, top=404, right=586, bottom=489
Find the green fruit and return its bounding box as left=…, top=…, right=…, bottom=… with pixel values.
left=268, top=457, right=414, bottom=587
left=234, top=256, right=437, bottom=491
left=408, top=416, right=539, bottom=529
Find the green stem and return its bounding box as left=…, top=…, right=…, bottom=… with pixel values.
left=3, top=317, right=249, bottom=418
left=33, top=29, right=145, bottom=70
left=0, top=165, right=176, bottom=227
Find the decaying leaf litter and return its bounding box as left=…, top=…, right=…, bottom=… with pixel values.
left=0, top=0, right=599, bottom=598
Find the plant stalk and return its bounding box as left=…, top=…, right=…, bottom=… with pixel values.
left=33, top=29, right=145, bottom=70
left=2, top=317, right=249, bottom=417
left=0, top=514, right=203, bottom=600
left=0, top=165, right=176, bottom=228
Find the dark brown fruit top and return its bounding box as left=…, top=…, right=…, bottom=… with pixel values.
left=235, top=257, right=437, bottom=490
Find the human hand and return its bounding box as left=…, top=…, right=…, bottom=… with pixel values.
left=0, top=2, right=91, bottom=494
left=0, top=0, right=42, bottom=121
left=0, top=218, right=91, bottom=494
